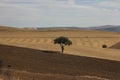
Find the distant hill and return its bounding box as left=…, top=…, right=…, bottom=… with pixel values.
left=0, top=26, right=36, bottom=32
left=0, top=26, right=19, bottom=31
left=36, top=25, right=120, bottom=32
left=36, top=27, right=84, bottom=30
left=1, top=25, right=120, bottom=32
left=87, top=25, right=120, bottom=32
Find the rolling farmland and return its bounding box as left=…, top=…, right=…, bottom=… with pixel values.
left=0, top=30, right=119, bottom=48
left=0, top=26, right=120, bottom=80
left=0, top=44, right=120, bottom=80
left=0, top=29, right=120, bottom=60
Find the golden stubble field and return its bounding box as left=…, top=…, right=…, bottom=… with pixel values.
left=0, top=26, right=120, bottom=80
left=0, top=28, right=120, bottom=61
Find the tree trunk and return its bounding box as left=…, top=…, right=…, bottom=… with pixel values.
left=61, top=46, right=64, bottom=53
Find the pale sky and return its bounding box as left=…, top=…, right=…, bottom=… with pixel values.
left=0, top=0, right=120, bottom=28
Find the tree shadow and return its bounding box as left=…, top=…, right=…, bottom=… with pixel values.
left=41, top=50, right=60, bottom=54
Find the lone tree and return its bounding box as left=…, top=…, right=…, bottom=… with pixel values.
left=54, top=36, right=72, bottom=53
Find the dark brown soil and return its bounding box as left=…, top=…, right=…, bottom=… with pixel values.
left=110, top=42, right=120, bottom=49
left=0, top=44, right=120, bottom=80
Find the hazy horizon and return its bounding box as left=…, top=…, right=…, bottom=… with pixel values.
left=0, top=0, right=120, bottom=28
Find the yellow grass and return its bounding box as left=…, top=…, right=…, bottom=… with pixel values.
left=0, top=26, right=120, bottom=80
left=0, top=29, right=120, bottom=61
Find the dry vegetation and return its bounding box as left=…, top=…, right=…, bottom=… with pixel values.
left=0, top=26, right=120, bottom=60
left=0, top=26, right=120, bottom=80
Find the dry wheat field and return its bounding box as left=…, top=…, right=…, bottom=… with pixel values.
left=0, top=26, right=120, bottom=80
left=0, top=28, right=120, bottom=60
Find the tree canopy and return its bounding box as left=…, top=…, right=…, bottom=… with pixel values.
left=54, top=36, right=72, bottom=53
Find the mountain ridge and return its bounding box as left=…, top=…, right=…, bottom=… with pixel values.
left=0, top=25, right=120, bottom=32
left=86, top=25, right=120, bottom=32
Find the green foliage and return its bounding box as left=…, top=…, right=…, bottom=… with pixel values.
left=54, top=36, right=72, bottom=53
left=54, top=36, right=72, bottom=46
